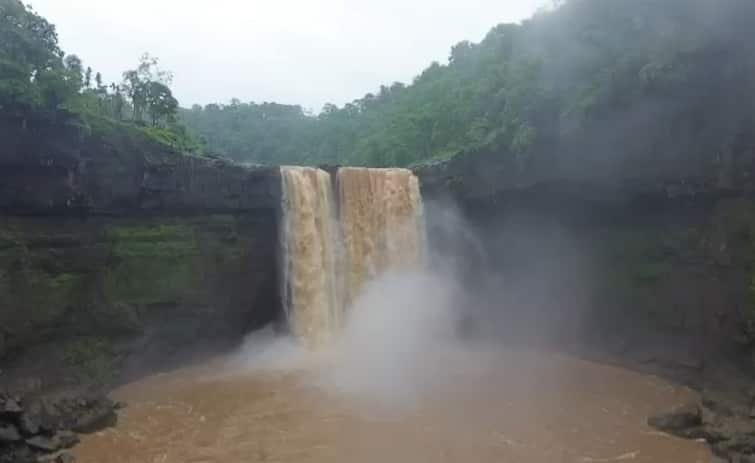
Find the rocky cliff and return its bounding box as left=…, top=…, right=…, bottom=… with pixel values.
left=418, top=133, right=755, bottom=371
left=0, top=117, right=282, bottom=392
left=417, top=137, right=755, bottom=461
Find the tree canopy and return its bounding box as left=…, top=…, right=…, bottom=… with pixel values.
left=181, top=0, right=755, bottom=169
left=3, top=0, right=755, bottom=168
left=0, top=1, right=194, bottom=150
left=0, top=0, right=69, bottom=118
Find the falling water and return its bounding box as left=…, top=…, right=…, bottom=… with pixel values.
left=279, top=166, right=425, bottom=346
left=337, top=167, right=425, bottom=306
left=279, top=166, right=341, bottom=348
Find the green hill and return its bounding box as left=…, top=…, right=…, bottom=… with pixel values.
left=180, top=0, right=755, bottom=169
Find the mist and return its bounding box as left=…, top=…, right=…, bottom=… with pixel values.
left=224, top=197, right=598, bottom=415
left=316, top=270, right=464, bottom=410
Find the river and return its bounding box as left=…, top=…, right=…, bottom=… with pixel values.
left=75, top=347, right=709, bottom=463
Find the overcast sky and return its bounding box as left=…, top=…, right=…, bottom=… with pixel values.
left=31, top=0, right=545, bottom=111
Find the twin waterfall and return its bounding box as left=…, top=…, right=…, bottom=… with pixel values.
left=279, top=166, right=425, bottom=347
left=279, top=167, right=342, bottom=347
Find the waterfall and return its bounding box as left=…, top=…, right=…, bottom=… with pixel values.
left=279, top=166, right=341, bottom=348
left=337, top=167, right=425, bottom=306
left=279, top=166, right=425, bottom=347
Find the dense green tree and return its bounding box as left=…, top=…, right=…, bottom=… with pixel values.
left=84, top=66, right=92, bottom=89
left=0, top=2, right=199, bottom=153
left=121, top=54, right=177, bottom=125
left=0, top=0, right=72, bottom=124
left=180, top=0, right=755, bottom=169
left=146, top=81, right=178, bottom=127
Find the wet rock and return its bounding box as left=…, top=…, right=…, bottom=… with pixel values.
left=37, top=451, right=77, bottom=463
left=702, top=390, right=741, bottom=418
left=25, top=393, right=117, bottom=434
left=26, top=435, right=58, bottom=452
left=648, top=402, right=702, bottom=432
left=671, top=425, right=717, bottom=441
left=0, top=396, right=23, bottom=415
left=712, top=434, right=755, bottom=457
left=25, top=398, right=62, bottom=433
left=0, top=391, right=115, bottom=463
left=26, top=431, right=79, bottom=452
left=71, top=397, right=117, bottom=433
left=19, top=413, right=40, bottom=435
left=0, top=423, right=22, bottom=442
left=55, top=430, right=79, bottom=449
left=0, top=444, right=37, bottom=463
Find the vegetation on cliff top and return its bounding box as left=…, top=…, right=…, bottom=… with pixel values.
left=3, top=0, right=755, bottom=168
left=181, top=0, right=755, bottom=169
left=0, top=0, right=199, bottom=152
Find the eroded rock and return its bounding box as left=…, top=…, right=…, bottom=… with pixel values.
left=25, top=393, right=118, bottom=434
left=0, top=423, right=22, bottom=443
left=19, top=413, right=40, bottom=436
left=26, top=430, right=79, bottom=452
left=648, top=402, right=702, bottom=432
left=70, top=397, right=118, bottom=433
left=0, top=396, right=23, bottom=416
left=57, top=452, right=76, bottom=463
left=37, top=450, right=77, bottom=463
left=0, top=444, right=36, bottom=463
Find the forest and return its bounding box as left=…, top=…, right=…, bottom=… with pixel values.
left=0, top=0, right=198, bottom=152
left=3, top=0, right=755, bottom=168
left=181, top=0, right=755, bottom=169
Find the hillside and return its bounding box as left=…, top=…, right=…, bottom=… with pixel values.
left=180, top=0, right=755, bottom=169
left=0, top=0, right=201, bottom=156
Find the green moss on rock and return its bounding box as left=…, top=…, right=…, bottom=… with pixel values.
left=0, top=213, right=275, bottom=362
left=104, top=223, right=202, bottom=306
left=59, top=336, right=119, bottom=385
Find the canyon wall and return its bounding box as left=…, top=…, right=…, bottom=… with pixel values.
left=417, top=142, right=755, bottom=385
left=0, top=118, right=281, bottom=389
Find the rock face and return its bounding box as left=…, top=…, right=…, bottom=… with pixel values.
left=647, top=395, right=755, bottom=462
left=0, top=117, right=280, bottom=215
left=648, top=403, right=702, bottom=432
left=416, top=135, right=755, bottom=462
left=0, top=118, right=283, bottom=390
left=417, top=132, right=755, bottom=367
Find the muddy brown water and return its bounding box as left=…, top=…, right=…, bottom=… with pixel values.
left=75, top=349, right=710, bottom=463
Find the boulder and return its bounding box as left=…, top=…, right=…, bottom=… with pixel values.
left=0, top=397, right=23, bottom=416
left=648, top=402, right=702, bottom=433
left=0, top=424, right=21, bottom=443
left=25, top=399, right=61, bottom=434
left=36, top=451, right=77, bottom=463
left=19, top=413, right=40, bottom=436
left=0, top=445, right=37, bottom=463
left=712, top=434, right=755, bottom=459
left=113, top=401, right=127, bottom=410
left=25, top=430, right=79, bottom=453
left=25, top=393, right=117, bottom=434
left=26, top=435, right=59, bottom=452
left=70, top=397, right=117, bottom=434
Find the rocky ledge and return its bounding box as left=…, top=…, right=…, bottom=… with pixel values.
left=0, top=390, right=119, bottom=463
left=649, top=390, right=755, bottom=462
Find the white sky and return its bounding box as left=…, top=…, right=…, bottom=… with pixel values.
left=30, top=0, right=545, bottom=111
